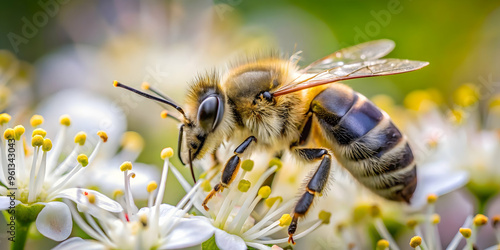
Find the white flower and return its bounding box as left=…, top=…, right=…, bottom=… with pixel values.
left=54, top=147, right=214, bottom=250
left=170, top=155, right=329, bottom=250
left=0, top=113, right=121, bottom=241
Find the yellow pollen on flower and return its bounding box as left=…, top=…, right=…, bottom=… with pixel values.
left=32, top=128, right=47, bottom=138
left=77, top=154, right=89, bottom=167
left=459, top=228, right=472, bottom=238
left=120, top=161, right=133, bottom=171
left=406, top=219, right=419, bottom=229
left=492, top=215, right=500, bottom=228
left=404, top=90, right=436, bottom=112
left=453, top=84, right=479, bottom=107
left=409, top=236, right=422, bottom=248
left=448, top=109, right=466, bottom=125
left=0, top=113, right=11, bottom=125
left=131, top=173, right=136, bottom=178
left=161, top=147, right=174, bottom=160
left=258, top=186, right=271, bottom=198
left=4, top=128, right=15, bottom=140
left=14, top=125, right=25, bottom=140
left=376, top=239, right=390, bottom=250
left=30, top=114, right=44, bottom=127
left=141, top=82, right=150, bottom=90
left=370, top=204, right=382, bottom=218
left=473, top=214, right=488, bottom=226
left=86, top=193, right=96, bottom=204
left=268, top=158, right=282, bottom=170
left=432, top=214, right=441, bottom=224
left=279, top=214, right=292, bottom=227
left=32, top=135, right=44, bottom=147
left=427, top=194, right=438, bottom=204
left=238, top=179, right=251, bottom=193
left=112, top=80, right=119, bottom=87
left=265, top=196, right=282, bottom=207
left=59, top=115, right=71, bottom=126
left=147, top=181, right=158, bottom=193
left=97, top=131, right=108, bottom=143
left=74, top=132, right=87, bottom=146
left=121, top=131, right=143, bottom=151
left=113, top=189, right=124, bottom=199
left=201, top=180, right=212, bottom=192
left=42, top=138, right=52, bottom=152
left=318, top=210, right=331, bottom=224
left=160, top=110, right=169, bottom=119
left=241, top=159, right=254, bottom=172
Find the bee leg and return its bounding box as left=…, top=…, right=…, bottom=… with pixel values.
left=288, top=148, right=331, bottom=244
left=202, top=136, right=257, bottom=211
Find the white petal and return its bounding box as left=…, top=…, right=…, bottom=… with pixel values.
left=161, top=216, right=215, bottom=249
left=215, top=229, right=247, bottom=250
left=410, top=163, right=469, bottom=208
left=36, top=201, right=72, bottom=241
left=54, top=188, right=123, bottom=213
left=52, top=237, right=106, bottom=250
left=0, top=196, right=19, bottom=210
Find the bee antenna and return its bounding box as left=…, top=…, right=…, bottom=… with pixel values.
left=113, top=80, right=187, bottom=119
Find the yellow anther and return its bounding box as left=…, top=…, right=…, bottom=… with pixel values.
left=459, top=228, right=472, bottom=238
left=97, top=131, right=108, bottom=143
left=370, top=204, right=381, bottom=217
left=86, top=193, right=96, bottom=204
left=141, top=82, right=150, bottom=90
left=238, top=179, right=251, bottom=193
left=42, top=138, right=52, bottom=152
left=160, top=110, right=169, bottom=119
left=131, top=173, right=136, bottom=178
left=32, top=135, right=44, bottom=147
left=120, top=161, right=133, bottom=172
left=407, top=219, right=419, bottom=229
left=121, top=131, right=143, bottom=151
left=268, top=158, right=282, bottom=170
left=265, top=196, right=283, bottom=207
left=59, top=115, right=71, bottom=126
left=30, top=114, right=44, bottom=127
left=161, top=147, right=174, bottom=160
left=74, top=132, right=87, bottom=146
left=427, top=194, right=438, bottom=204
left=404, top=90, right=435, bottom=112
left=14, top=125, right=25, bottom=140
left=489, top=95, right=500, bottom=109
left=453, top=84, right=479, bottom=107
left=4, top=128, right=14, bottom=140
left=0, top=113, right=11, bottom=125
left=258, top=186, right=271, bottom=198
left=409, top=236, right=422, bottom=248
left=318, top=210, right=331, bottom=224
left=147, top=181, right=158, bottom=193
left=448, top=109, right=466, bottom=125
left=113, top=189, right=124, bottom=199
left=492, top=215, right=500, bottom=228
left=279, top=214, right=292, bottom=227
left=241, top=159, right=254, bottom=172
left=432, top=214, right=441, bottom=224
left=473, top=214, right=488, bottom=226
left=32, top=128, right=47, bottom=138
left=113, top=80, right=119, bottom=87
left=376, top=239, right=390, bottom=250
left=77, top=154, right=89, bottom=167
left=202, top=180, right=212, bottom=192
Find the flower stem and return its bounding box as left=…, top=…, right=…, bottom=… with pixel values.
left=11, top=220, right=32, bottom=250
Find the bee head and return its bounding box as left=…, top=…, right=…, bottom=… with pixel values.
left=179, top=72, right=230, bottom=164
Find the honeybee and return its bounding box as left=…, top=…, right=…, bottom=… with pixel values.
left=114, top=39, right=428, bottom=244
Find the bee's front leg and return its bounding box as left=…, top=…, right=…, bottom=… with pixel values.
left=202, top=136, right=256, bottom=211
left=288, top=147, right=332, bottom=244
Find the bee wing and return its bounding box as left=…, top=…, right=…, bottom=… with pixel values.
left=273, top=59, right=429, bottom=96
left=301, top=39, right=396, bottom=73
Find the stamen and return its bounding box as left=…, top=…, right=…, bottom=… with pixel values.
left=377, top=239, right=390, bottom=250
left=13, top=125, right=27, bottom=180
left=460, top=228, right=472, bottom=238
left=241, top=159, right=254, bottom=172
left=74, top=132, right=87, bottom=146
left=30, top=114, right=44, bottom=127
left=446, top=215, right=472, bottom=250
left=13, top=125, right=24, bottom=140
left=473, top=214, right=488, bottom=226
left=33, top=139, right=52, bottom=199
left=373, top=207, right=400, bottom=250
left=0, top=113, right=11, bottom=125
left=4, top=128, right=14, bottom=139
left=410, top=236, right=422, bottom=248
left=279, top=214, right=292, bottom=227
left=59, top=115, right=71, bottom=126
left=147, top=181, right=158, bottom=208
left=238, top=180, right=251, bottom=193
left=47, top=116, right=70, bottom=172
left=32, top=128, right=47, bottom=138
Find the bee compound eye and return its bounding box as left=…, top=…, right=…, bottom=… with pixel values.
left=197, top=95, right=224, bottom=131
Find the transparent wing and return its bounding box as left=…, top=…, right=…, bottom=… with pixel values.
left=273, top=59, right=429, bottom=96
left=302, top=39, right=396, bottom=73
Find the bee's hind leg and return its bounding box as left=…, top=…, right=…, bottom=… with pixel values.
left=202, top=136, right=256, bottom=211
left=288, top=147, right=332, bottom=244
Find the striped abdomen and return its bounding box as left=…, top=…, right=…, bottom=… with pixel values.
left=310, top=84, right=417, bottom=202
